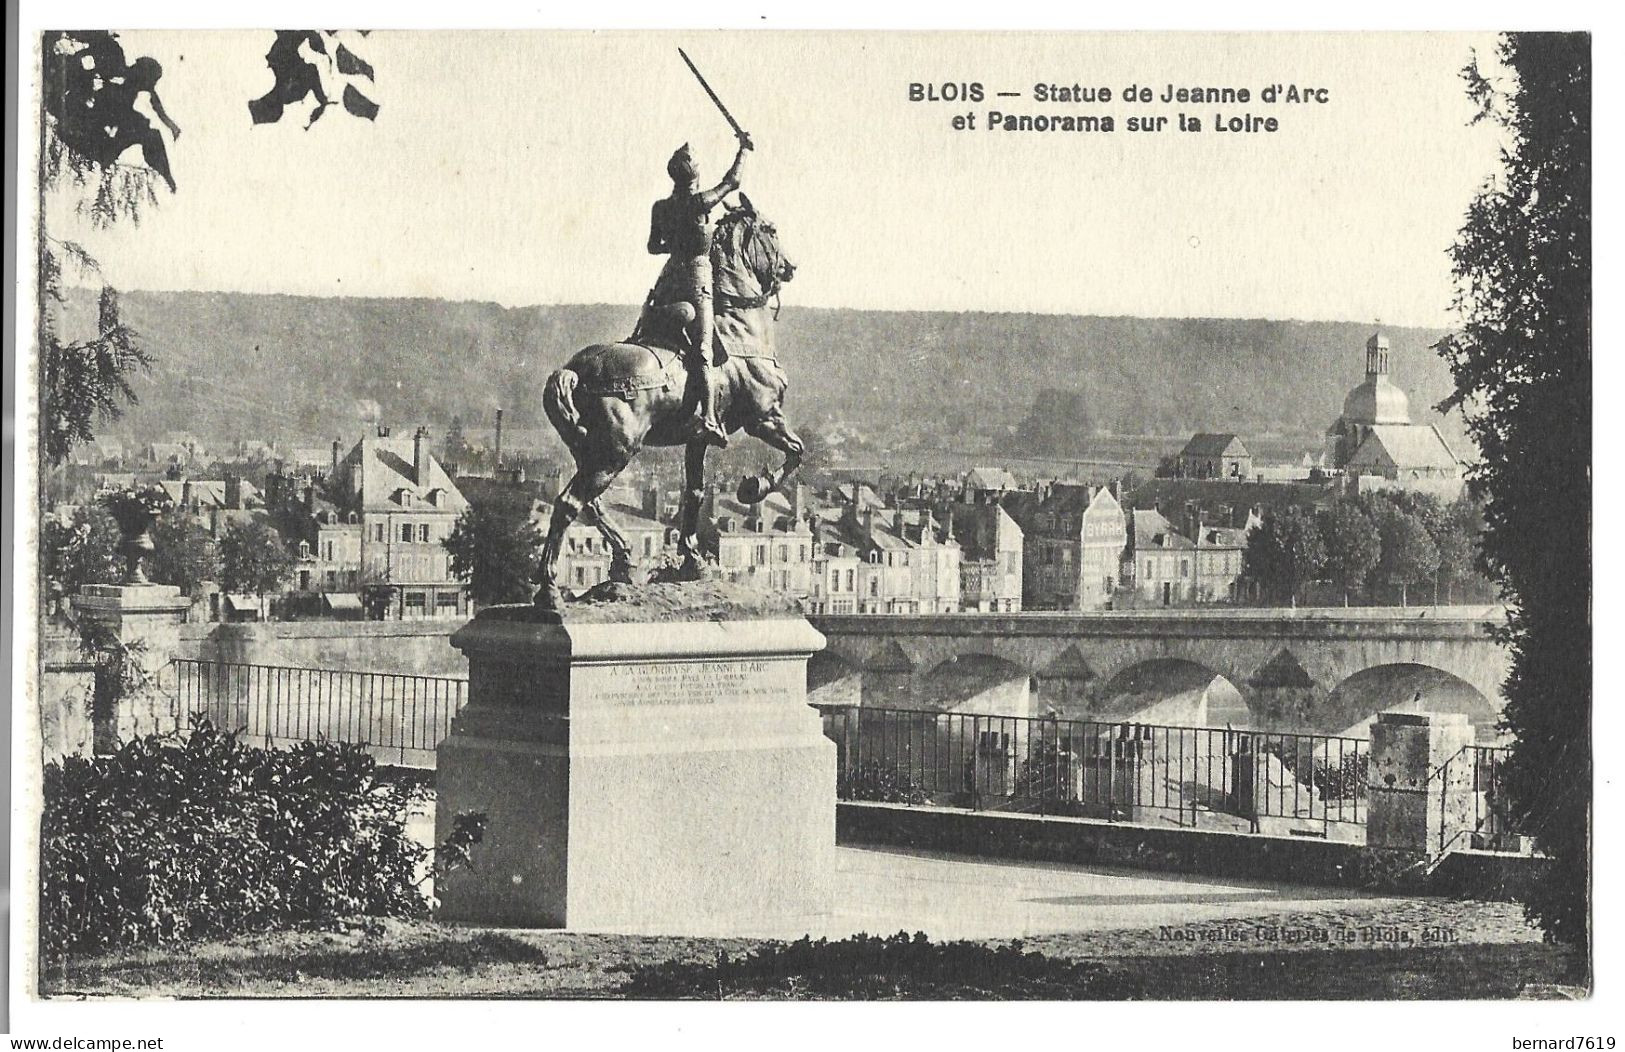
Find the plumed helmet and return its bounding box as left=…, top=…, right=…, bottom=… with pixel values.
left=667, top=143, right=698, bottom=183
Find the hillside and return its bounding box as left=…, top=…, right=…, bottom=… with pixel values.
left=59, top=290, right=1464, bottom=462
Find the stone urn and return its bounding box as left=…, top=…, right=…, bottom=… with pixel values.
left=104, top=493, right=167, bottom=585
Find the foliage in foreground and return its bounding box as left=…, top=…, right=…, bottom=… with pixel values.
left=837, top=763, right=929, bottom=805
left=40, top=717, right=427, bottom=955
left=1439, top=33, right=1591, bottom=948
left=622, top=931, right=1122, bottom=999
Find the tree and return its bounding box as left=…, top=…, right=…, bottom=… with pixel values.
left=1371, top=506, right=1440, bottom=606
left=1316, top=502, right=1381, bottom=604
left=1432, top=495, right=1484, bottom=602
left=443, top=503, right=543, bottom=606
left=1242, top=507, right=1325, bottom=604
left=1011, top=390, right=1092, bottom=458
left=1436, top=33, right=1590, bottom=948
left=38, top=29, right=380, bottom=467
left=148, top=513, right=222, bottom=596
left=218, top=518, right=296, bottom=614
left=42, top=507, right=123, bottom=599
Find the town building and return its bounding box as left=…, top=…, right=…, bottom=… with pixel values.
left=704, top=486, right=816, bottom=597
left=948, top=498, right=1024, bottom=613
left=998, top=483, right=1125, bottom=610
left=809, top=489, right=961, bottom=614
left=329, top=426, right=471, bottom=619
left=1123, top=508, right=1196, bottom=606
left=158, top=475, right=266, bottom=535
left=1324, top=332, right=1466, bottom=498
left=263, top=473, right=366, bottom=608
left=1177, top=433, right=1254, bottom=480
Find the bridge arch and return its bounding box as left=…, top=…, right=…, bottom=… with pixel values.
left=1096, top=657, right=1248, bottom=726
left=1323, top=662, right=1502, bottom=741
left=807, top=649, right=861, bottom=708
left=917, top=653, right=1033, bottom=715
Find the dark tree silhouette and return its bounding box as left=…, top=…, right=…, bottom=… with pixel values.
left=219, top=519, right=295, bottom=615
left=1242, top=507, right=1325, bottom=603
left=1316, top=502, right=1381, bottom=604
left=443, top=504, right=543, bottom=606
left=148, top=513, right=223, bottom=597
left=1436, top=33, right=1590, bottom=949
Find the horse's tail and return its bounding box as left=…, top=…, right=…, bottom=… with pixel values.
left=544, top=368, right=588, bottom=450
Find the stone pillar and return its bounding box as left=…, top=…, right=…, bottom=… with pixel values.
left=1366, top=711, right=1476, bottom=854
left=71, top=583, right=193, bottom=751
left=435, top=596, right=836, bottom=932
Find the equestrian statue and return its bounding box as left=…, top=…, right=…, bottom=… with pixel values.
left=534, top=51, right=803, bottom=610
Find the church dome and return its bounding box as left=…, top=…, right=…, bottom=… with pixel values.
left=1341, top=375, right=1411, bottom=425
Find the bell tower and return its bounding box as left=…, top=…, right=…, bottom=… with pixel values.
left=1365, top=331, right=1391, bottom=377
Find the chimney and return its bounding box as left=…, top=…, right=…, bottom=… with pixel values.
left=331, top=439, right=341, bottom=477
left=377, top=424, right=391, bottom=438
left=181, top=479, right=193, bottom=510
left=494, top=408, right=504, bottom=469
left=643, top=486, right=661, bottom=521
left=789, top=483, right=806, bottom=524
left=414, top=426, right=430, bottom=484
left=225, top=474, right=242, bottom=509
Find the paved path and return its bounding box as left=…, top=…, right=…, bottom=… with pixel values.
left=572, top=844, right=1406, bottom=940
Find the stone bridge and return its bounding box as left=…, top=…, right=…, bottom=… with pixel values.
left=805, top=606, right=1511, bottom=738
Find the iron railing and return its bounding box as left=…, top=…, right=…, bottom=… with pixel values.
left=816, top=704, right=1368, bottom=836
left=1435, top=743, right=1522, bottom=853
left=167, top=658, right=468, bottom=767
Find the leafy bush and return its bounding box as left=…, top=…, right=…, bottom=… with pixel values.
left=40, top=716, right=427, bottom=955
left=623, top=931, right=1122, bottom=999
left=837, top=763, right=928, bottom=804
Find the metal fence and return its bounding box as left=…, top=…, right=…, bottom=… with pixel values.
left=817, top=705, right=1368, bottom=836
left=168, top=658, right=468, bottom=767
left=1436, top=743, right=1522, bottom=852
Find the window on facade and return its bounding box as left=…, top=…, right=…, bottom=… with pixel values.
left=869, top=577, right=879, bottom=597
left=375, top=524, right=385, bottom=542
left=436, top=591, right=459, bottom=611
left=1181, top=560, right=1190, bottom=576
left=901, top=552, right=909, bottom=566
left=575, top=567, right=586, bottom=585
left=846, top=569, right=855, bottom=591
left=779, top=546, right=789, bottom=563
left=298, top=541, right=311, bottom=558
left=799, top=544, right=808, bottom=563
left=643, top=536, right=654, bottom=557
left=401, top=524, right=414, bottom=543
left=419, top=524, right=430, bottom=543
left=404, top=590, right=427, bottom=614
left=325, top=570, right=337, bottom=589
left=323, top=541, right=334, bottom=561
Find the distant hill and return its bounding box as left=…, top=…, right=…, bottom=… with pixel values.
left=60, top=290, right=1464, bottom=462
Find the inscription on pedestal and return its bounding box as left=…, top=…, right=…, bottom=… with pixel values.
left=595, top=659, right=783, bottom=705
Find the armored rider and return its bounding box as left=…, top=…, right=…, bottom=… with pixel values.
left=647, top=130, right=753, bottom=447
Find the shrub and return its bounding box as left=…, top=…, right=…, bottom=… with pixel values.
left=40, top=716, right=427, bottom=955
left=837, top=763, right=928, bottom=804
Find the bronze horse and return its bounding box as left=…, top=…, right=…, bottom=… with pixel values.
left=536, top=198, right=801, bottom=609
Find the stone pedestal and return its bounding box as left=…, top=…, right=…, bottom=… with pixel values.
left=435, top=596, right=836, bottom=932
left=71, top=583, right=193, bottom=751
left=1366, top=710, right=1476, bottom=854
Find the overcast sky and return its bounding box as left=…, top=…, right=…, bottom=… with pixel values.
left=45, top=30, right=1506, bottom=326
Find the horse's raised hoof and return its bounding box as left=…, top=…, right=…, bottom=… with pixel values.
left=737, top=474, right=771, bottom=504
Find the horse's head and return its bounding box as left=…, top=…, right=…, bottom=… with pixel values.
left=714, top=194, right=796, bottom=305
